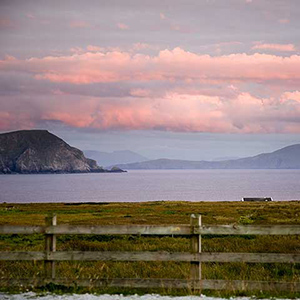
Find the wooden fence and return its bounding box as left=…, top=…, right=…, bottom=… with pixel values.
left=0, top=214, right=300, bottom=292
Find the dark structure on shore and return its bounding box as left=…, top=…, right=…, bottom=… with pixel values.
left=242, top=197, right=273, bottom=202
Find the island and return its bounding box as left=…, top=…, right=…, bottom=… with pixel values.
left=0, top=130, right=126, bottom=174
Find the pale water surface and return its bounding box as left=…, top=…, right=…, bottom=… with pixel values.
left=0, top=170, right=300, bottom=203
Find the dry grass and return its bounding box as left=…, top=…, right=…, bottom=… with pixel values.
left=0, top=201, right=299, bottom=297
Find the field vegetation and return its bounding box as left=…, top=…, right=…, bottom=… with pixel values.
left=0, top=201, right=299, bottom=297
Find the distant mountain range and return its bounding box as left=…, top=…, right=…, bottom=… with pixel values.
left=83, top=150, right=148, bottom=167
left=0, top=130, right=125, bottom=174
left=114, top=144, right=300, bottom=170
left=2, top=130, right=299, bottom=173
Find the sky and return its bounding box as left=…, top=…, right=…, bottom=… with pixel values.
left=1, top=0, right=300, bottom=160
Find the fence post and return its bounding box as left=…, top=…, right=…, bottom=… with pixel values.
left=190, top=214, right=201, bottom=291
left=45, top=213, right=56, bottom=280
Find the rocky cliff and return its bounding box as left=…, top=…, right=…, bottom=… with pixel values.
left=0, top=130, right=105, bottom=174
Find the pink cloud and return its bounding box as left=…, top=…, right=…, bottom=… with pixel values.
left=69, top=21, right=90, bottom=28
left=132, top=43, right=151, bottom=51
left=281, top=91, right=300, bottom=103
left=0, top=18, right=14, bottom=29
left=0, top=112, right=13, bottom=130
left=1, top=48, right=300, bottom=133
left=86, top=45, right=105, bottom=52
left=252, top=43, right=296, bottom=52
left=157, top=12, right=188, bottom=33
left=70, top=47, right=85, bottom=54
left=130, top=88, right=152, bottom=97
left=0, top=110, right=37, bottom=131
left=38, top=93, right=230, bottom=132
left=25, top=13, right=35, bottom=19
left=35, top=90, right=300, bottom=133
left=279, top=19, right=290, bottom=24
left=1, top=87, right=300, bottom=133
left=160, top=13, right=166, bottom=20
left=170, top=24, right=181, bottom=31
left=2, top=47, right=300, bottom=85
left=117, top=23, right=129, bottom=30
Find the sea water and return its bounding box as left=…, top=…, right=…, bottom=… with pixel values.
left=0, top=169, right=299, bottom=203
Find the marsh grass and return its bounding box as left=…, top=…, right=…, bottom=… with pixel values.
left=0, top=201, right=299, bottom=297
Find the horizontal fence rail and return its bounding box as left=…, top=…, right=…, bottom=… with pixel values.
left=0, top=225, right=191, bottom=235
left=1, top=251, right=300, bottom=263
left=0, top=278, right=299, bottom=292
left=1, top=224, right=300, bottom=235
left=194, top=225, right=300, bottom=235
left=0, top=214, right=300, bottom=293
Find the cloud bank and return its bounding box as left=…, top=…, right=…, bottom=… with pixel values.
left=2, top=48, right=300, bottom=84
left=1, top=47, right=300, bottom=133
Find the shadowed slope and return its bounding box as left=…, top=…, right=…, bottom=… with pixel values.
left=0, top=130, right=104, bottom=174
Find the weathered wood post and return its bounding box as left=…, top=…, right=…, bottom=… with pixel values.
left=190, top=214, right=201, bottom=291
left=45, top=213, right=56, bottom=280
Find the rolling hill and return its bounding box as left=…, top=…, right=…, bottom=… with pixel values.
left=114, top=144, right=300, bottom=170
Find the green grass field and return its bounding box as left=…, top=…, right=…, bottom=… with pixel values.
left=0, top=201, right=299, bottom=297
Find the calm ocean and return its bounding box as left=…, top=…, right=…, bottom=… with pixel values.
left=0, top=170, right=299, bottom=203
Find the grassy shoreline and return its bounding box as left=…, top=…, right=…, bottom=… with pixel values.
left=1, top=200, right=300, bottom=226
left=0, top=201, right=299, bottom=297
